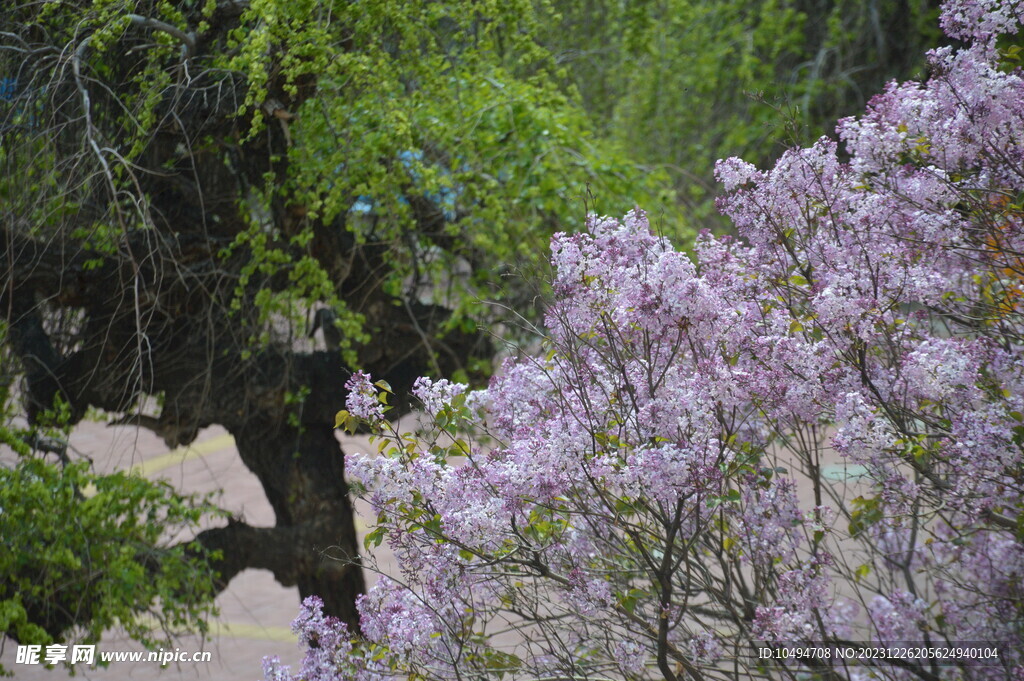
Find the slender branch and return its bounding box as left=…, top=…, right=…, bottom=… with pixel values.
left=127, top=14, right=197, bottom=59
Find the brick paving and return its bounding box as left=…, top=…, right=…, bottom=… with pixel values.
left=1, top=420, right=393, bottom=681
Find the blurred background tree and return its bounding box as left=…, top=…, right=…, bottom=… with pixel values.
left=542, top=0, right=944, bottom=226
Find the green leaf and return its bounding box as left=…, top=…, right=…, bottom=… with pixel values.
left=364, top=526, right=387, bottom=550
left=335, top=409, right=350, bottom=429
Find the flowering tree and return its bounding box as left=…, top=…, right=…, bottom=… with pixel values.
left=265, top=0, right=1024, bottom=679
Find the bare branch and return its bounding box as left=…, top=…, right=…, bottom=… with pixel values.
left=127, top=14, right=196, bottom=59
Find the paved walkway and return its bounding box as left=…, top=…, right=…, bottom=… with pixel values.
left=1, top=421, right=391, bottom=681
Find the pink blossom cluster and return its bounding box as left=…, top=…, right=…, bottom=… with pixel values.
left=262, top=597, right=386, bottom=681
left=411, top=377, right=466, bottom=418
left=272, top=1, right=1024, bottom=678
left=940, top=0, right=1024, bottom=40
left=344, top=371, right=384, bottom=421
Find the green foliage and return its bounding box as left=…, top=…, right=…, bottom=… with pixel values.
left=0, top=453, right=222, bottom=673
left=0, top=338, right=221, bottom=675
left=233, top=0, right=682, bottom=325
left=221, top=223, right=369, bottom=363
left=542, top=0, right=943, bottom=227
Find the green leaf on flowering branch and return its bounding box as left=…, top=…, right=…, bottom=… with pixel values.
left=334, top=409, right=358, bottom=433
left=334, top=409, right=349, bottom=428
left=364, top=526, right=387, bottom=550
left=848, top=496, right=883, bottom=538
left=483, top=649, right=522, bottom=677
left=708, top=488, right=742, bottom=508
left=422, top=514, right=444, bottom=538
left=617, top=588, right=647, bottom=615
